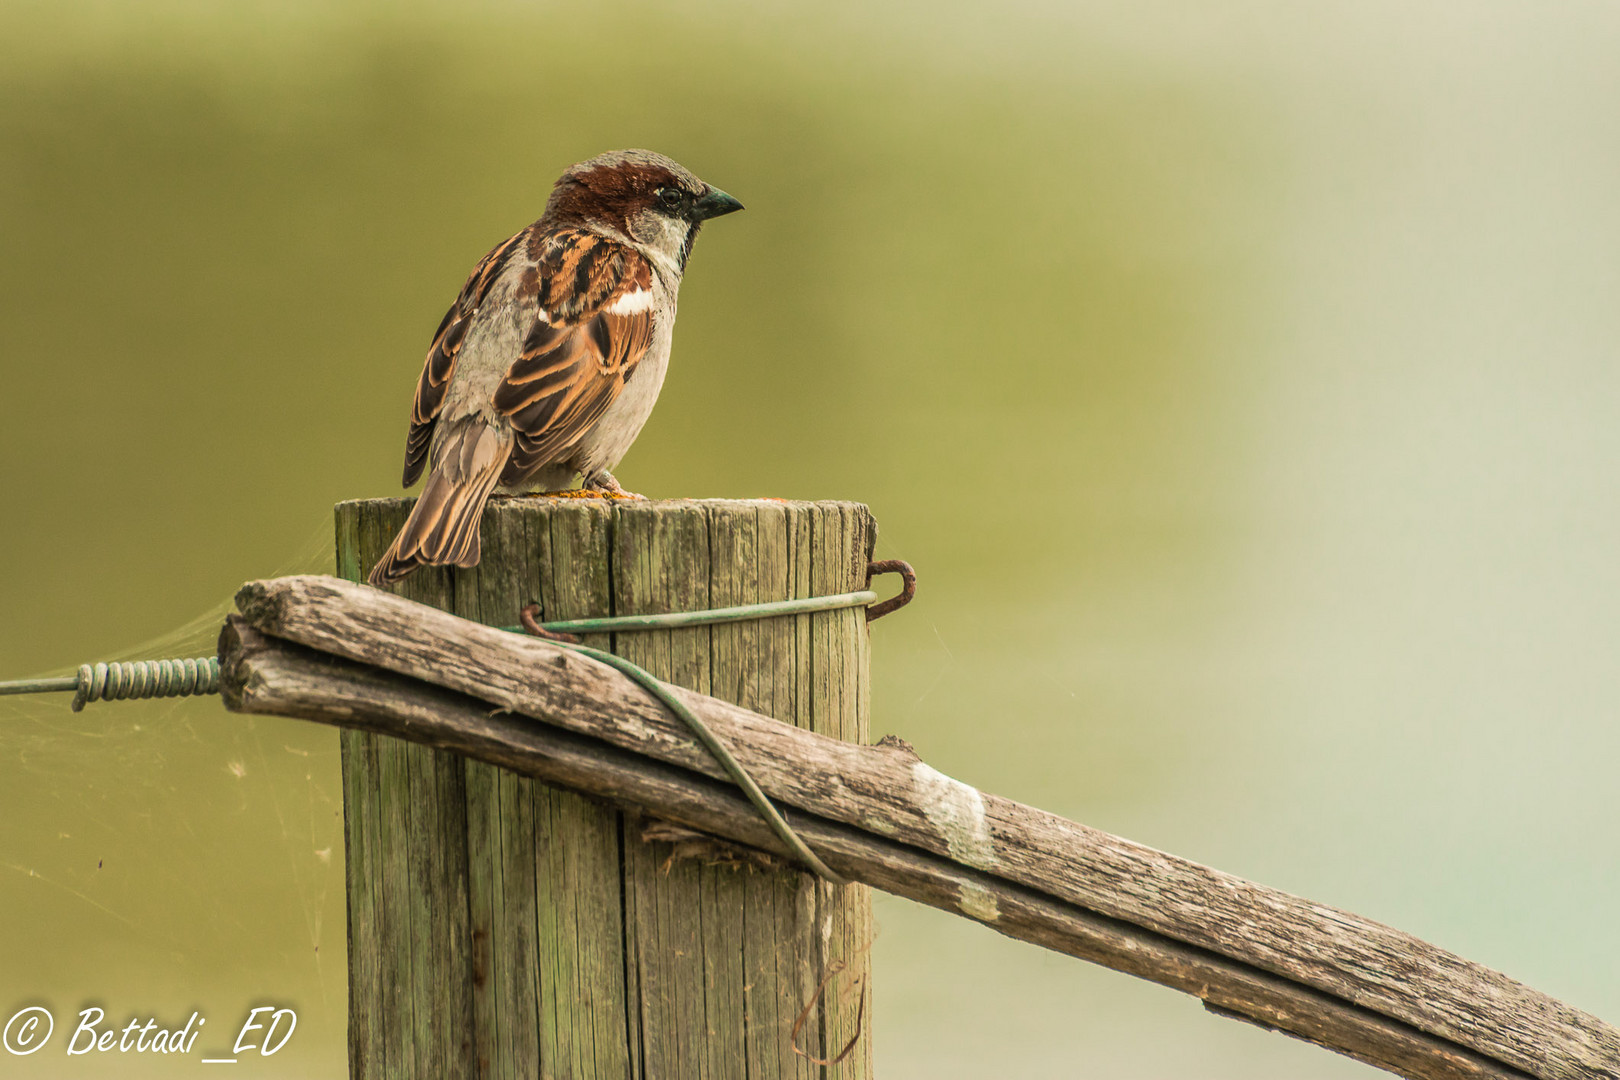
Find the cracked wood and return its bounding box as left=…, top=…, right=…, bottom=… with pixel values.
left=227, top=564, right=1619, bottom=1080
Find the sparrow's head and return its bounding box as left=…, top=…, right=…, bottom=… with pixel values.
left=544, top=149, right=743, bottom=271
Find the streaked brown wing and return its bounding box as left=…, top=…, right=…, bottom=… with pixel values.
left=402, top=230, right=526, bottom=486
left=491, top=232, right=655, bottom=484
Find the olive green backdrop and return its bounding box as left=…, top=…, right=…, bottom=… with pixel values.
left=2, top=1, right=1617, bottom=1076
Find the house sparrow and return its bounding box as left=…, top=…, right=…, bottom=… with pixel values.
left=368, top=149, right=743, bottom=587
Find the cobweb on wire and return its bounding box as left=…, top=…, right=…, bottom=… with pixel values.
left=0, top=515, right=347, bottom=1016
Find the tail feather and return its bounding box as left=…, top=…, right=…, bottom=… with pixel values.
left=368, top=421, right=512, bottom=587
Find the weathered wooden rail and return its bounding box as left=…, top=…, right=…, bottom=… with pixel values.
left=221, top=569, right=1620, bottom=1080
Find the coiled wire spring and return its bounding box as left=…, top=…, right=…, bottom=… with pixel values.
left=71, top=657, right=221, bottom=712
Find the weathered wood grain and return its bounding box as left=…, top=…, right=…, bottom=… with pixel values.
left=337, top=501, right=477, bottom=1080
left=604, top=499, right=872, bottom=1080
left=332, top=498, right=875, bottom=1080
left=233, top=569, right=1619, bottom=1080
left=226, top=619, right=1557, bottom=1080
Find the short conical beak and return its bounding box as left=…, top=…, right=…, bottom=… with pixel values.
left=692, top=188, right=744, bottom=220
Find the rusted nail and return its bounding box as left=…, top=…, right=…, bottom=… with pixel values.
left=518, top=603, right=582, bottom=645
left=864, top=559, right=917, bottom=622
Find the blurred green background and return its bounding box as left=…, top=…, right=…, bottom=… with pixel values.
left=2, top=0, right=1617, bottom=1075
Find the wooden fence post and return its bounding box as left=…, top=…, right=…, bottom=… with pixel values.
left=334, top=497, right=876, bottom=1079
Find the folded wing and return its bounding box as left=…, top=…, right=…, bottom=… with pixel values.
left=402, top=231, right=527, bottom=487
left=494, top=230, right=656, bottom=485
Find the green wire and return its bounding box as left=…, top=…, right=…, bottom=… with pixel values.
left=0, top=676, right=79, bottom=696
left=559, top=642, right=847, bottom=885
left=0, top=590, right=877, bottom=701
left=0, top=658, right=221, bottom=711
left=500, top=588, right=873, bottom=883
left=503, top=589, right=876, bottom=635
left=0, top=589, right=878, bottom=883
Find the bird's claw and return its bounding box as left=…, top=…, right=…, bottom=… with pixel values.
left=519, top=485, right=646, bottom=501
left=582, top=473, right=646, bottom=500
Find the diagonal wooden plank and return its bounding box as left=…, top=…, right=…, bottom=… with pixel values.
left=231, top=572, right=1620, bottom=1080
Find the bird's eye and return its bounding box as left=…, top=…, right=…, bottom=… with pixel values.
left=655, top=187, right=684, bottom=210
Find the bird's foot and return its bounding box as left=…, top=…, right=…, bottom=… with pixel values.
left=510, top=473, right=645, bottom=500
left=582, top=472, right=647, bottom=500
